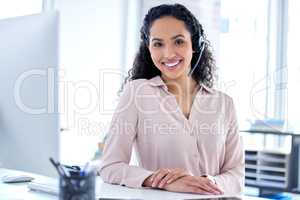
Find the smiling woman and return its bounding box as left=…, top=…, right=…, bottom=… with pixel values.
left=99, top=3, right=244, bottom=196
left=148, top=16, right=194, bottom=82
left=122, top=4, right=215, bottom=90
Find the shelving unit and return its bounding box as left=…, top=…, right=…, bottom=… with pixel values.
left=241, top=130, right=300, bottom=195
left=245, top=150, right=289, bottom=189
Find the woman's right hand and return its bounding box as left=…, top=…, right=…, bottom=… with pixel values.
left=163, top=175, right=223, bottom=195
left=142, top=168, right=189, bottom=188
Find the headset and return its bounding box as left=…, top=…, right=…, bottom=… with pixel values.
left=188, top=35, right=205, bottom=76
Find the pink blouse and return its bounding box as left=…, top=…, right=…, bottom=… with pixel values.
left=98, top=75, right=245, bottom=195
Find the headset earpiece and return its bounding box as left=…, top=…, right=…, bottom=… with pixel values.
left=188, top=35, right=205, bottom=76
left=198, top=35, right=205, bottom=52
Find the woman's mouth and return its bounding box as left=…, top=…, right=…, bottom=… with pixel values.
left=162, top=60, right=182, bottom=71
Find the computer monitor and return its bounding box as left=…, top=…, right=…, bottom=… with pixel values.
left=0, top=12, right=59, bottom=177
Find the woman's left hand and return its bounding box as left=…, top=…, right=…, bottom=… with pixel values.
left=150, top=168, right=190, bottom=188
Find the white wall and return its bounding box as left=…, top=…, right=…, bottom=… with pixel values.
left=55, top=0, right=128, bottom=165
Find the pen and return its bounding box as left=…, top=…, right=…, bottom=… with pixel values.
left=49, top=157, right=64, bottom=177
left=49, top=157, right=69, bottom=177
left=57, top=162, right=70, bottom=177
left=80, top=162, right=90, bottom=177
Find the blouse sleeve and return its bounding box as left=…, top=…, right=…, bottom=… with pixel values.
left=98, top=81, right=154, bottom=188
left=213, top=97, right=245, bottom=195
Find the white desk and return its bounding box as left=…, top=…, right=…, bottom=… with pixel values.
left=0, top=168, right=267, bottom=200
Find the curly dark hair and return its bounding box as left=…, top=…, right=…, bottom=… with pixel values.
left=121, top=3, right=216, bottom=92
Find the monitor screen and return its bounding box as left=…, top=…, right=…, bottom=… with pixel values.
left=0, top=12, right=59, bottom=177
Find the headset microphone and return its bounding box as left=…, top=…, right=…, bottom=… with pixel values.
left=188, top=35, right=205, bottom=76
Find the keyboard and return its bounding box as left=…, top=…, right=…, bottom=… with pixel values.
left=28, top=177, right=59, bottom=195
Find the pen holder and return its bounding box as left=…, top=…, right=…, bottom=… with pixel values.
left=59, top=171, right=96, bottom=200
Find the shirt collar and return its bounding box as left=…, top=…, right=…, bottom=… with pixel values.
left=200, top=82, right=214, bottom=94
left=148, top=75, right=166, bottom=87
left=148, top=75, right=214, bottom=94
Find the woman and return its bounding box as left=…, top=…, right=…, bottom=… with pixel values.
left=99, top=4, right=245, bottom=195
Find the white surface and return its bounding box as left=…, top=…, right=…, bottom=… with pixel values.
left=0, top=168, right=267, bottom=200
left=55, top=0, right=127, bottom=166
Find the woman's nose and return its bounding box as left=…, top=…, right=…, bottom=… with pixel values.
left=163, top=45, right=176, bottom=58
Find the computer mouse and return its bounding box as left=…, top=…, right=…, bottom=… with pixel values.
left=1, top=174, right=34, bottom=183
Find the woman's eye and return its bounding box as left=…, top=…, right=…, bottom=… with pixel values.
left=175, top=39, right=184, bottom=46
left=153, top=42, right=163, bottom=47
